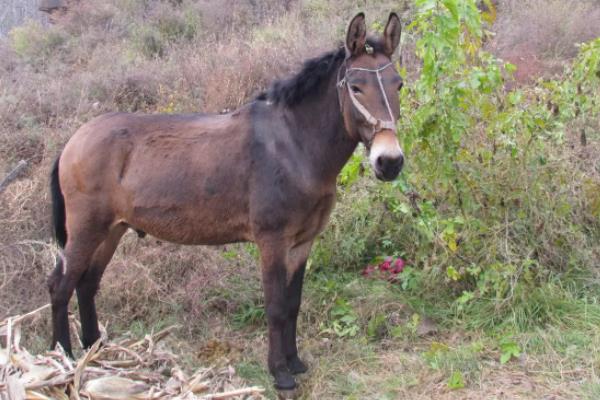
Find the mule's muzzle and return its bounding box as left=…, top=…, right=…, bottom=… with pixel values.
left=375, top=153, right=403, bottom=181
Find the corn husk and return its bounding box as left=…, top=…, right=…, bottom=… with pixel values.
left=0, top=305, right=265, bottom=400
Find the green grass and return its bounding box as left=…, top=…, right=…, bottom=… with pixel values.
left=423, top=340, right=485, bottom=382
left=236, top=361, right=277, bottom=399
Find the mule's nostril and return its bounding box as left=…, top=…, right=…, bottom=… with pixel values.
left=377, top=155, right=403, bottom=171
left=375, top=154, right=404, bottom=181
left=398, top=155, right=404, bottom=170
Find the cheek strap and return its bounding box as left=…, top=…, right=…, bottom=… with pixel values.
left=346, top=75, right=396, bottom=132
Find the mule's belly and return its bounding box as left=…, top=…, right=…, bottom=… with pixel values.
left=127, top=206, right=251, bottom=245
left=120, top=182, right=251, bottom=245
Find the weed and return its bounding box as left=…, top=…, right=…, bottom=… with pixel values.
left=498, top=339, right=521, bottom=364
left=423, top=340, right=485, bottom=386
left=157, top=11, right=199, bottom=43
left=232, top=301, right=265, bottom=329
left=323, top=298, right=360, bottom=338
left=131, top=24, right=164, bottom=58
left=447, top=370, right=465, bottom=389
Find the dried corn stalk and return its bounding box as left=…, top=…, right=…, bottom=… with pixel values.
left=0, top=305, right=265, bottom=400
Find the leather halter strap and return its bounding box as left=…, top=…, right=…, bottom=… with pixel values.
left=337, top=61, right=397, bottom=136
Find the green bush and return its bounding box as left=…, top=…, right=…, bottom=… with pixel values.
left=332, top=0, right=600, bottom=324
left=129, top=3, right=201, bottom=59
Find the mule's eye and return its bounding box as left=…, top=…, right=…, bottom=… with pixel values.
left=351, top=85, right=362, bottom=94
left=397, top=82, right=404, bottom=91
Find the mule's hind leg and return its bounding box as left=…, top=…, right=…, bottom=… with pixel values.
left=50, top=223, right=108, bottom=356
left=76, top=224, right=127, bottom=348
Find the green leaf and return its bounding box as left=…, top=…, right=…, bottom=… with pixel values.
left=367, top=314, right=387, bottom=340
left=396, top=202, right=411, bottom=215
left=447, top=371, right=465, bottom=389
left=446, top=266, right=460, bottom=281
left=456, top=290, right=475, bottom=304
left=339, top=152, right=363, bottom=186
left=442, top=0, right=459, bottom=22
left=499, top=340, right=521, bottom=364
left=504, top=62, right=517, bottom=75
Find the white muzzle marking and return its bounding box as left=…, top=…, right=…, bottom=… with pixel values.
left=369, top=131, right=403, bottom=170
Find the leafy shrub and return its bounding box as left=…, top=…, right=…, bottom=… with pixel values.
left=128, top=1, right=202, bottom=59
left=131, top=24, right=165, bottom=58
left=157, top=10, right=200, bottom=43
left=113, top=75, right=159, bottom=112
left=9, top=21, right=67, bottom=65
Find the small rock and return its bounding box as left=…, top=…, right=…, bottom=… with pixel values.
left=416, top=317, right=438, bottom=336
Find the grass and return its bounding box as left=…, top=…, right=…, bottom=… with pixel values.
left=180, top=263, right=599, bottom=398
left=236, top=361, right=277, bottom=399
left=5, top=249, right=600, bottom=398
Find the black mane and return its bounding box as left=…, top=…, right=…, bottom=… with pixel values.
left=260, top=38, right=386, bottom=107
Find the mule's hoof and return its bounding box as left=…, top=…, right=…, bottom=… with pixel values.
left=273, top=370, right=296, bottom=390
left=287, top=356, right=308, bottom=375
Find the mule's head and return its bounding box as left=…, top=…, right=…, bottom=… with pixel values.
left=339, top=12, right=404, bottom=181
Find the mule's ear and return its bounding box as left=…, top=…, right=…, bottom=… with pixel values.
left=383, top=12, right=402, bottom=57
left=345, top=12, right=367, bottom=57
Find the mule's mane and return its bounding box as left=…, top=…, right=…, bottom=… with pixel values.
left=259, top=38, right=386, bottom=107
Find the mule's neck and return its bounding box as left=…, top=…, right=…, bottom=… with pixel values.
left=285, top=68, right=359, bottom=183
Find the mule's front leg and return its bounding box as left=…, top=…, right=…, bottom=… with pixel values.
left=260, top=246, right=296, bottom=390
left=284, top=260, right=308, bottom=374
left=283, top=241, right=313, bottom=375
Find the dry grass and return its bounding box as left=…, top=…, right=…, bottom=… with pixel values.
left=488, top=0, right=600, bottom=83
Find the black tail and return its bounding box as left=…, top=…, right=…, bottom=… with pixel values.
left=50, top=157, right=67, bottom=248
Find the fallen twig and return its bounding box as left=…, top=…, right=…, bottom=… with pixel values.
left=0, top=160, right=27, bottom=195
left=201, top=386, right=266, bottom=399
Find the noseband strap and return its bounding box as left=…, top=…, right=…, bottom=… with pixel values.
left=337, top=61, right=397, bottom=135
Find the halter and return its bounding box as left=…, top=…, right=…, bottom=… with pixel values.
left=336, top=60, right=397, bottom=140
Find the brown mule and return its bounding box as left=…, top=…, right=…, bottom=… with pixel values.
left=48, top=12, right=404, bottom=390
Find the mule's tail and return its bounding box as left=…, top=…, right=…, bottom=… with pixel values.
left=50, top=156, right=67, bottom=248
